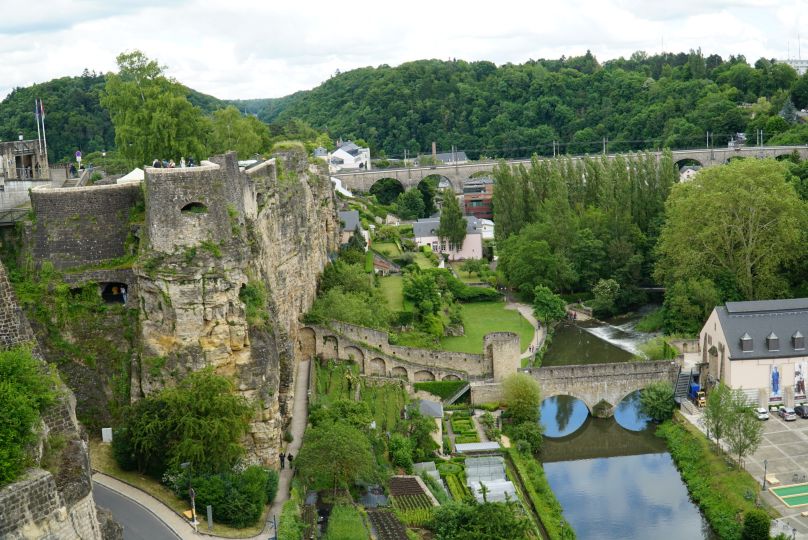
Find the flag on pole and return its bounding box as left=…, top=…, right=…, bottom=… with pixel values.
left=40, top=99, right=45, bottom=119
left=35, top=99, right=43, bottom=154
left=35, top=99, right=40, bottom=120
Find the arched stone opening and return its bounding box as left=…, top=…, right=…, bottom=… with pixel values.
left=369, top=178, right=404, bottom=204
left=298, top=327, right=316, bottom=360
left=443, top=374, right=461, bottom=381
left=369, top=358, right=386, bottom=376
left=674, top=158, right=704, bottom=170
left=322, top=335, right=338, bottom=360
left=342, top=346, right=364, bottom=364
left=414, top=370, right=436, bottom=382
left=391, top=366, right=408, bottom=380
left=100, top=282, right=128, bottom=304
left=181, top=201, right=208, bottom=214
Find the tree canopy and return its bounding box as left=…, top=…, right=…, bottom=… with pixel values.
left=438, top=191, right=467, bottom=251
left=656, top=159, right=806, bottom=332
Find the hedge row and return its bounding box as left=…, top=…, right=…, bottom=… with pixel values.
left=506, top=449, right=575, bottom=540
left=656, top=416, right=761, bottom=540
left=413, top=380, right=468, bottom=400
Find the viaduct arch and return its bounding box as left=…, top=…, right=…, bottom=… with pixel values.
left=334, top=145, right=808, bottom=194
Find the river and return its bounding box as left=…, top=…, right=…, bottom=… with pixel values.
left=539, top=312, right=715, bottom=539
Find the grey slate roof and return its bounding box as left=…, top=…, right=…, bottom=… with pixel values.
left=337, top=141, right=360, bottom=155
left=434, top=151, right=468, bottom=163
left=412, top=216, right=483, bottom=239
left=338, top=210, right=361, bottom=232
left=417, top=399, right=443, bottom=418
left=715, top=298, right=808, bottom=360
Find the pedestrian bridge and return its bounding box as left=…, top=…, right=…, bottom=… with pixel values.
left=333, top=145, right=808, bottom=194
left=521, top=360, right=680, bottom=418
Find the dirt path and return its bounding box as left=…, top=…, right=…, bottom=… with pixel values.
left=504, top=300, right=546, bottom=361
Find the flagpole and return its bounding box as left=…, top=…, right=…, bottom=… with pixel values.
left=35, top=99, right=42, bottom=154
left=40, top=100, right=48, bottom=162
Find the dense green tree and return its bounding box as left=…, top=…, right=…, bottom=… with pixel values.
left=702, top=383, right=732, bottom=446
left=101, top=50, right=208, bottom=167
left=656, top=159, right=805, bottom=302
left=113, top=368, right=254, bottom=476
left=740, top=509, right=771, bottom=540
left=438, top=191, right=467, bottom=251
left=502, top=373, right=541, bottom=424
left=532, top=285, right=567, bottom=324
left=396, top=188, right=426, bottom=220
left=208, top=105, right=269, bottom=158
left=639, top=381, right=675, bottom=422
left=793, top=73, right=808, bottom=109
left=296, top=422, right=376, bottom=491
left=403, top=271, right=442, bottom=318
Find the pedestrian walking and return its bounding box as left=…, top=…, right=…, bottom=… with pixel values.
left=279, top=452, right=286, bottom=469
left=287, top=453, right=294, bottom=469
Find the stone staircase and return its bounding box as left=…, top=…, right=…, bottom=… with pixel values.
left=673, top=369, right=692, bottom=404
left=444, top=383, right=471, bottom=405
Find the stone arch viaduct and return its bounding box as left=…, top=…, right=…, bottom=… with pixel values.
left=333, top=145, right=808, bottom=194
left=520, top=361, right=680, bottom=417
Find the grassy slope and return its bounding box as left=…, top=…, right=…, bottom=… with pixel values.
left=379, top=275, right=405, bottom=311
left=440, top=301, right=533, bottom=354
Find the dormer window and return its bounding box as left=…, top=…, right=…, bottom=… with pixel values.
left=767, top=332, right=779, bottom=352
left=740, top=333, right=753, bottom=352
left=794, top=331, right=805, bottom=350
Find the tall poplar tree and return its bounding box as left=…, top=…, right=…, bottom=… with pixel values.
left=438, top=190, right=467, bottom=251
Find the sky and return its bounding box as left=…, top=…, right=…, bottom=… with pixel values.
left=0, top=0, right=805, bottom=101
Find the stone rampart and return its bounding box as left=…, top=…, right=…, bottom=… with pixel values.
left=29, top=182, right=141, bottom=270
left=328, top=322, right=491, bottom=376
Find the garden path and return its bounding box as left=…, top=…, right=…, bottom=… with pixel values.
left=504, top=300, right=546, bottom=360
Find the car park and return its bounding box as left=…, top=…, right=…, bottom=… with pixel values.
left=795, top=405, right=808, bottom=418
left=779, top=406, right=798, bottom=421
left=755, top=407, right=770, bottom=420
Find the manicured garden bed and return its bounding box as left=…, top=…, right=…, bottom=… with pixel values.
left=323, top=505, right=369, bottom=540
left=367, top=509, right=408, bottom=540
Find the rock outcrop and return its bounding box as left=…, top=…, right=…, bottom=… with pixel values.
left=0, top=261, right=108, bottom=540
left=135, top=152, right=338, bottom=465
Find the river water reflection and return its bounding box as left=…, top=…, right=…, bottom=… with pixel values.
left=540, top=394, right=715, bottom=540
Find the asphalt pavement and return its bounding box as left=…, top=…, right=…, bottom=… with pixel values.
left=93, top=482, right=181, bottom=540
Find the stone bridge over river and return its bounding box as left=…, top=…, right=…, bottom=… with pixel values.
left=333, top=145, right=808, bottom=193
left=521, top=361, right=680, bottom=418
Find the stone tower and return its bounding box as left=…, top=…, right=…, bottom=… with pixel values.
left=484, top=332, right=521, bottom=381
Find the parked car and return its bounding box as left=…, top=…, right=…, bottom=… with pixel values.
left=795, top=405, right=808, bottom=418
left=779, top=406, right=798, bottom=421
left=755, top=407, right=770, bottom=420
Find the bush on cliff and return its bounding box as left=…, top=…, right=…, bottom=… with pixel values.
left=0, top=348, right=56, bottom=486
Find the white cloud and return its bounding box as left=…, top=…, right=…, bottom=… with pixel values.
left=0, top=0, right=804, bottom=101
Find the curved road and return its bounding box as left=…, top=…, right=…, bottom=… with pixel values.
left=93, top=482, right=181, bottom=540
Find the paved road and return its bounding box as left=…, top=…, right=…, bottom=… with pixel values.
left=93, top=482, right=181, bottom=540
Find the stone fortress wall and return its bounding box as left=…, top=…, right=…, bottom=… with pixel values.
left=300, top=322, right=521, bottom=383
left=0, top=259, right=114, bottom=540
left=29, top=182, right=141, bottom=270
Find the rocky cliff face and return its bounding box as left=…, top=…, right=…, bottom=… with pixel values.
left=135, top=152, right=338, bottom=465
left=0, top=261, right=114, bottom=540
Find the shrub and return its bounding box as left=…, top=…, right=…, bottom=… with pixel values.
left=741, top=509, right=770, bottom=540
left=0, top=348, right=56, bottom=486
left=506, top=422, right=544, bottom=454
left=278, top=488, right=304, bottom=540
left=437, top=462, right=462, bottom=476
left=265, top=468, right=280, bottom=503
left=413, top=380, right=468, bottom=400
left=389, top=433, right=414, bottom=472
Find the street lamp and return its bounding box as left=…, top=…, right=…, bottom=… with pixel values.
left=180, top=462, right=198, bottom=532
left=763, top=459, right=768, bottom=491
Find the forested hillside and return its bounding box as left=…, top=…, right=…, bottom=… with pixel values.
left=0, top=72, right=226, bottom=163
left=267, top=51, right=808, bottom=157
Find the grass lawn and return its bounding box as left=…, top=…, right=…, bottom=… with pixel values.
left=89, top=440, right=268, bottom=538
left=372, top=242, right=401, bottom=258
left=448, top=261, right=484, bottom=284
left=440, top=301, right=534, bottom=354
left=413, top=252, right=436, bottom=269
left=379, top=275, right=405, bottom=311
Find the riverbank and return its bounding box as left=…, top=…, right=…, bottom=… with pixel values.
left=506, top=448, right=575, bottom=540
left=656, top=412, right=765, bottom=540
